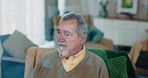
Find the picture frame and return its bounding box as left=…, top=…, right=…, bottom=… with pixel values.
left=117, top=0, right=138, bottom=15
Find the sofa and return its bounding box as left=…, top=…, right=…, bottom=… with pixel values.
left=24, top=47, right=135, bottom=78
left=0, top=31, right=37, bottom=78
left=53, top=15, right=113, bottom=50
left=0, top=34, right=25, bottom=78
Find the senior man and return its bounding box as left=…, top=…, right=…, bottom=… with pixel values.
left=29, top=12, right=109, bottom=78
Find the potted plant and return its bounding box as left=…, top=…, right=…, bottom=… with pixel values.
left=97, top=0, right=109, bottom=17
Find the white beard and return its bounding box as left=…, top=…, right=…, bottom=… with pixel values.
left=57, top=42, right=69, bottom=57
left=57, top=46, right=69, bottom=56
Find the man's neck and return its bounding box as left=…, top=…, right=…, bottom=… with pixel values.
left=63, top=45, right=84, bottom=59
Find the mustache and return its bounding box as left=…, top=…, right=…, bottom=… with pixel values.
left=57, top=42, right=67, bottom=47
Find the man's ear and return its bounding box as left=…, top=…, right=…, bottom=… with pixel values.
left=80, top=34, right=87, bottom=44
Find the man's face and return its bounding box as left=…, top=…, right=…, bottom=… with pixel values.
left=56, top=19, right=86, bottom=58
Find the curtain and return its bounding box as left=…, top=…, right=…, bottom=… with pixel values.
left=0, top=0, right=45, bottom=45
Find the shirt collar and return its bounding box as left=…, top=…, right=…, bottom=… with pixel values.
left=59, top=46, right=86, bottom=60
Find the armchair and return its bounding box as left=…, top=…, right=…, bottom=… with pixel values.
left=0, top=34, right=25, bottom=78
left=24, top=47, right=135, bottom=78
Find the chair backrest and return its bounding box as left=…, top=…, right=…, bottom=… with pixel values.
left=88, top=48, right=135, bottom=78
left=24, top=47, right=135, bottom=78
left=24, top=47, right=53, bottom=78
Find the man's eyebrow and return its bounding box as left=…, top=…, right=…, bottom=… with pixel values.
left=65, top=31, right=73, bottom=36
left=65, top=31, right=71, bottom=33
left=57, top=29, right=60, bottom=31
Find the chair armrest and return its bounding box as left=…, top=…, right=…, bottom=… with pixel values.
left=99, top=38, right=113, bottom=50
left=24, top=47, right=38, bottom=78
left=1, top=56, right=25, bottom=63
left=1, top=56, right=25, bottom=78
left=85, top=42, right=107, bottom=49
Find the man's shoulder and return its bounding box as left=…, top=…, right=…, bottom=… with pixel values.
left=85, top=50, right=107, bottom=73
left=44, top=49, right=58, bottom=56
left=41, top=49, right=58, bottom=59
left=39, top=49, right=58, bottom=62
left=38, top=49, right=59, bottom=67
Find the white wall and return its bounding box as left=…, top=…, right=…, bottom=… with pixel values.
left=65, top=0, right=81, bottom=13
left=64, top=0, right=148, bottom=20
left=87, top=0, right=99, bottom=17
left=64, top=0, right=100, bottom=16
left=0, top=0, right=2, bottom=34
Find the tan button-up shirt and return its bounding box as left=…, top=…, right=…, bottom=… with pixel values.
left=59, top=46, right=85, bottom=72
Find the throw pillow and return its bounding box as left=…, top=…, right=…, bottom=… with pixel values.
left=0, top=40, right=3, bottom=62
left=107, top=56, right=128, bottom=78
left=2, top=30, right=37, bottom=59
left=87, top=26, right=104, bottom=43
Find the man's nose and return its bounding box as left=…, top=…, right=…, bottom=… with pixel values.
left=58, top=33, right=65, bottom=42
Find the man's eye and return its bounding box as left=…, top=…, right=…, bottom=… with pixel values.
left=65, top=32, right=72, bottom=37
left=66, top=33, right=70, bottom=36
left=57, top=31, right=60, bottom=34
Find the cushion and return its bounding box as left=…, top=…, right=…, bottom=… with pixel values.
left=87, top=25, right=104, bottom=43
left=0, top=34, right=12, bottom=57
left=2, top=30, right=37, bottom=59
left=0, top=34, right=10, bottom=43
left=0, top=40, right=3, bottom=62
left=107, top=56, right=128, bottom=78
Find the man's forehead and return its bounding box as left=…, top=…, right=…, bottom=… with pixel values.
left=59, top=19, right=77, bottom=24
left=57, top=25, right=77, bottom=34
left=58, top=20, right=77, bottom=27
left=57, top=26, right=76, bottom=31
